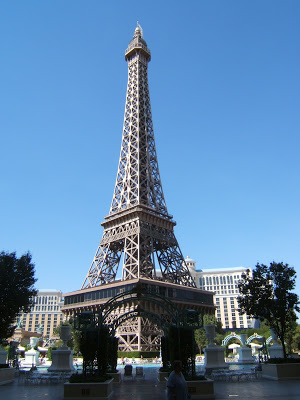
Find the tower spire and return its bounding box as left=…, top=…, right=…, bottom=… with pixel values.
left=82, top=27, right=195, bottom=289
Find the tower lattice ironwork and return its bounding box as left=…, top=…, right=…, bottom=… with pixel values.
left=82, top=24, right=195, bottom=290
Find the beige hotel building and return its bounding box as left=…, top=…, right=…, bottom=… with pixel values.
left=17, top=289, right=64, bottom=342
left=185, top=257, right=255, bottom=329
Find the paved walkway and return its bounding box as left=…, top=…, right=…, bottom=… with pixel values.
left=1, top=367, right=300, bottom=399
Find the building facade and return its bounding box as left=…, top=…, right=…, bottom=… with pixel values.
left=17, top=289, right=64, bottom=342
left=185, top=257, right=255, bottom=329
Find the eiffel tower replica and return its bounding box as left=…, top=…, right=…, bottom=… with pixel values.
left=62, top=25, right=214, bottom=351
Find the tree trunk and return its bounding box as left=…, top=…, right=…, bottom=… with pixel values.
left=279, top=335, right=287, bottom=359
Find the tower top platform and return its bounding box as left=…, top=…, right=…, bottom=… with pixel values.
left=125, top=23, right=151, bottom=61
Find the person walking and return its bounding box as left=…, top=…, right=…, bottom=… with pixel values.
left=166, top=360, right=189, bottom=400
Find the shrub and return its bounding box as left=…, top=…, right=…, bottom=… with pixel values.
left=117, top=351, right=159, bottom=359
left=265, top=358, right=300, bottom=364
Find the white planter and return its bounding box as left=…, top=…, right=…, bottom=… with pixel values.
left=60, top=326, right=72, bottom=349
left=262, top=363, right=300, bottom=380
left=239, top=334, right=247, bottom=347
left=48, top=348, right=75, bottom=373
left=204, top=346, right=226, bottom=370
left=187, top=379, right=215, bottom=399
left=24, top=348, right=39, bottom=367
left=64, top=378, right=113, bottom=399
left=204, top=325, right=216, bottom=347
left=238, top=347, right=253, bottom=363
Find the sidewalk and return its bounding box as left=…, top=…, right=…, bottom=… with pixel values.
left=1, top=368, right=300, bottom=400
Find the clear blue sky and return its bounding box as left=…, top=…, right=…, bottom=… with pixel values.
left=1, top=1, right=299, bottom=297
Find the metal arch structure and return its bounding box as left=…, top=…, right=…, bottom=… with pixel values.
left=222, top=332, right=244, bottom=347
left=222, top=332, right=273, bottom=347
left=82, top=24, right=195, bottom=289
left=266, top=336, right=273, bottom=345
left=99, top=288, right=201, bottom=351
left=100, top=287, right=179, bottom=324
left=246, top=333, right=265, bottom=345
left=73, top=288, right=204, bottom=352
left=112, top=310, right=167, bottom=334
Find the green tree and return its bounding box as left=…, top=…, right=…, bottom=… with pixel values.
left=0, top=251, right=37, bottom=343
left=237, top=262, right=300, bottom=359
left=194, top=314, right=223, bottom=353
left=285, top=320, right=298, bottom=355
left=290, top=324, right=300, bottom=353
left=194, top=328, right=207, bottom=354
left=53, top=322, right=75, bottom=350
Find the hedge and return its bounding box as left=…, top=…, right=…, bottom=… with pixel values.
left=118, top=351, right=159, bottom=359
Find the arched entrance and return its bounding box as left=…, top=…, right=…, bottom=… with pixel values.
left=73, top=285, right=204, bottom=352
left=222, top=332, right=245, bottom=347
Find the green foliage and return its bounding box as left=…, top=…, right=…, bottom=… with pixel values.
left=0, top=251, right=37, bottom=342
left=77, top=324, right=118, bottom=377
left=265, top=357, right=300, bottom=364
left=80, top=330, right=98, bottom=375
left=108, top=336, right=118, bottom=372
left=24, top=344, right=32, bottom=352
left=47, top=347, right=56, bottom=361
left=7, top=342, right=17, bottom=360
left=96, top=326, right=109, bottom=376
left=194, top=314, right=224, bottom=352
left=72, top=329, right=82, bottom=355
left=203, top=314, right=216, bottom=326
left=117, top=351, right=159, bottom=358
left=194, top=328, right=207, bottom=353
left=238, top=262, right=300, bottom=359
left=53, top=323, right=75, bottom=350
left=289, top=324, right=300, bottom=352
left=161, top=336, right=169, bottom=369
left=167, top=326, right=197, bottom=375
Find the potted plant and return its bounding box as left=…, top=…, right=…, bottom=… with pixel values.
left=64, top=317, right=117, bottom=398
left=185, top=375, right=215, bottom=399
left=107, top=336, right=121, bottom=383
left=64, top=374, right=114, bottom=399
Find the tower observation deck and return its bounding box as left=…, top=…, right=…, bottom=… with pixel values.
left=62, top=25, right=214, bottom=351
